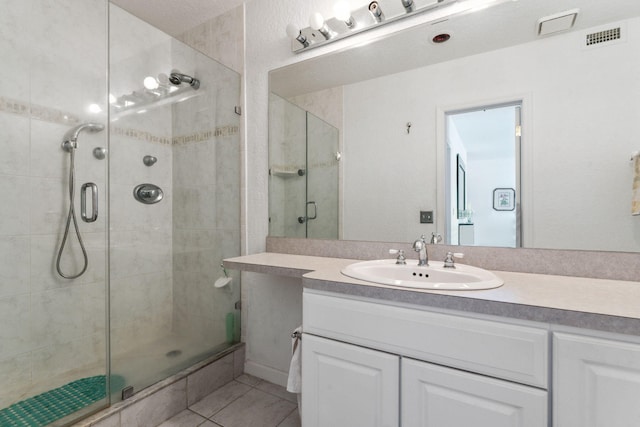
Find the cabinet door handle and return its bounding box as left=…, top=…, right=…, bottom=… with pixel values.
left=81, top=182, right=98, bottom=223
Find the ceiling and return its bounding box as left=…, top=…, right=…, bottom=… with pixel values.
left=271, top=0, right=640, bottom=97
left=109, top=0, right=245, bottom=36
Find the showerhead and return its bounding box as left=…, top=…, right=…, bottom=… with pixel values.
left=62, top=123, right=105, bottom=152
left=168, top=71, right=200, bottom=90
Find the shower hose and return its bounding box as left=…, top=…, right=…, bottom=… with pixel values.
left=56, top=146, right=89, bottom=279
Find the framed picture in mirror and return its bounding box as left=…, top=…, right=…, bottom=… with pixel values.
left=493, top=188, right=515, bottom=211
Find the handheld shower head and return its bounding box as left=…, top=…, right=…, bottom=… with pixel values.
left=62, top=123, right=105, bottom=152
left=168, top=71, right=200, bottom=90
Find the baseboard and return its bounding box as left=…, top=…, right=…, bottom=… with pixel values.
left=244, top=360, right=289, bottom=388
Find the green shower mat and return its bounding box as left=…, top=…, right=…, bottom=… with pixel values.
left=0, top=375, right=120, bottom=427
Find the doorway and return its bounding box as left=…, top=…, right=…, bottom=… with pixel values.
left=445, top=103, right=522, bottom=248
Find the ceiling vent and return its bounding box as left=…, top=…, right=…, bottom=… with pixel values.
left=586, top=27, right=621, bottom=46
left=537, top=9, right=579, bottom=36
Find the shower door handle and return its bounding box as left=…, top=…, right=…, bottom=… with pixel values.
left=306, top=201, right=317, bottom=220
left=81, top=182, right=98, bottom=223
left=297, top=202, right=318, bottom=224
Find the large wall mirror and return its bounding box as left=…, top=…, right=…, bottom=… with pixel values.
left=268, top=0, right=640, bottom=253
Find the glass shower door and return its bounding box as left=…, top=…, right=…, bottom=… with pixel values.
left=108, top=5, right=242, bottom=401
left=0, top=0, right=110, bottom=425
left=305, top=112, right=339, bottom=239
left=268, top=94, right=339, bottom=239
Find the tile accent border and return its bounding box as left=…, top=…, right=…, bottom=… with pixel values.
left=112, top=125, right=240, bottom=146
left=266, top=237, right=640, bottom=282
left=0, top=96, right=81, bottom=125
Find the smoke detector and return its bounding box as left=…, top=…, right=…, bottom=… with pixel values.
left=537, top=9, right=579, bottom=36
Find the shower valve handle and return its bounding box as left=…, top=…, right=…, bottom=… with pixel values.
left=81, top=182, right=98, bottom=223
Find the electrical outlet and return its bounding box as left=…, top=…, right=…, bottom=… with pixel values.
left=420, top=210, right=433, bottom=224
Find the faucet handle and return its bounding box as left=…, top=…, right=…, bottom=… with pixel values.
left=389, top=249, right=407, bottom=265
left=443, top=252, right=464, bottom=268
left=430, top=232, right=443, bottom=244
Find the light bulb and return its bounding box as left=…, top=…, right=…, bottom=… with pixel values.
left=88, top=103, right=102, bottom=114
left=309, top=12, right=325, bottom=31
left=286, top=23, right=300, bottom=38
left=143, top=76, right=159, bottom=90
left=333, top=1, right=351, bottom=22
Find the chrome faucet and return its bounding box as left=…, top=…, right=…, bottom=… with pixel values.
left=412, top=234, right=429, bottom=266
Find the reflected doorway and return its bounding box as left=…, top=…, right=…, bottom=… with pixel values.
left=445, top=103, right=522, bottom=248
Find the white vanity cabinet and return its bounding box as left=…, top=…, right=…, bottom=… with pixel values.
left=402, top=358, right=547, bottom=427
left=302, top=334, right=400, bottom=427
left=553, top=332, right=640, bottom=427
left=302, top=290, right=549, bottom=427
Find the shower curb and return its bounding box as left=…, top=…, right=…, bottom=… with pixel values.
left=71, top=343, right=245, bottom=427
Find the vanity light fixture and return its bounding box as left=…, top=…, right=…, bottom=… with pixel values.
left=401, top=0, right=414, bottom=13
left=309, top=12, right=334, bottom=39
left=286, top=0, right=512, bottom=53
left=334, top=1, right=355, bottom=28
left=143, top=76, right=159, bottom=90
left=286, top=23, right=309, bottom=47
left=369, top=1, right=384, bottom=22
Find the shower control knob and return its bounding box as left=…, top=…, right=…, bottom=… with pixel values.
left=133, top=183, right=164, bottom=204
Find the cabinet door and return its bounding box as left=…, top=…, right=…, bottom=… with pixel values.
left=301, top=333, right=399, bottom=427
left=554, top=332, right=640, bottom=427
left=402, top=358, right=547, bottom=427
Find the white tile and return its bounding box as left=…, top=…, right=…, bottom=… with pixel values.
left=30, top=233, right=106, bottom=292
left=0, top=352, right=32, bottom=408
left=211, top=388, right=296, bottom=427
left=91, top=413, right=121, bottom=427
left=0, top=174, right=30, bottom=236
left=187, top=353, right=234, bottom=406
left=255, top=381, right=298, bottom=404
left=31, top=333, right=106, bottom=380
left=157, top=409, right=208, bottom=427
left=277, top=410, right=301, bottom=427
left=0, top=294, right=31, bottom=359
left=189, top=380, right=251, bottom=418
left=235, top=373, right=261, bottom=387
left=0, top=113, right=29, bottom=176
left=0, top=235, right=30, bottom=298
left=120, top=379, right=187, bottom=427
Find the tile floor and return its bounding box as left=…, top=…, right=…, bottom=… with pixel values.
left=157, top=375, right=301, bottom=427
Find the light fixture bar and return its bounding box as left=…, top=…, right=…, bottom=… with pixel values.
left=288, top=0, right=511, bottom=53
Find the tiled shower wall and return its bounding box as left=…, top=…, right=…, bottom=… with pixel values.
left=268, top=94, right=307, bottom=238
left=110, top=4, right=243, bottom=356
left=109, top=5, right=175, bottom=357
left=171, top=46, right=242, bottom=345
left=0, top=0, right=108, bottom=408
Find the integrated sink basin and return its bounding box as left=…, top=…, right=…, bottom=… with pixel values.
left=341, top=259, right=503, bottom=290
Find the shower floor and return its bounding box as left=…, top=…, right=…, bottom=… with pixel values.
left=1, top=334, right=229, bottom=426
left=111, top=333, right=230, bottom=399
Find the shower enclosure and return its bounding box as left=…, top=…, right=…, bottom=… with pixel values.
left=0, top=1, right=241, bottom=425
left=269, top=94, right=339, bottom=239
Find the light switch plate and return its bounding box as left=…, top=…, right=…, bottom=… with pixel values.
left=420, top=211, right=433, bottom=224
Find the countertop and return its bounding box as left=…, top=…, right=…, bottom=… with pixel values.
left=224, top=253, right=640, bottom=335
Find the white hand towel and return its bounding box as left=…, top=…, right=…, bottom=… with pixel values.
left=633, top=154, right=640, bottom=216
left=287, top=326, right=302, bottom=394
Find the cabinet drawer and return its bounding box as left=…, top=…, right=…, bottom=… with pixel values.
left=303, top=291, right=548, bottom=388
left=402, top=358, right=547, bottom=427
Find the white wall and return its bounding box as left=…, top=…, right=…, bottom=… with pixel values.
left=243, top=0, right=483, bottom=386
left=243, top=2, right=640, bottom=384
left=340, top=17, right=640, bottom=251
